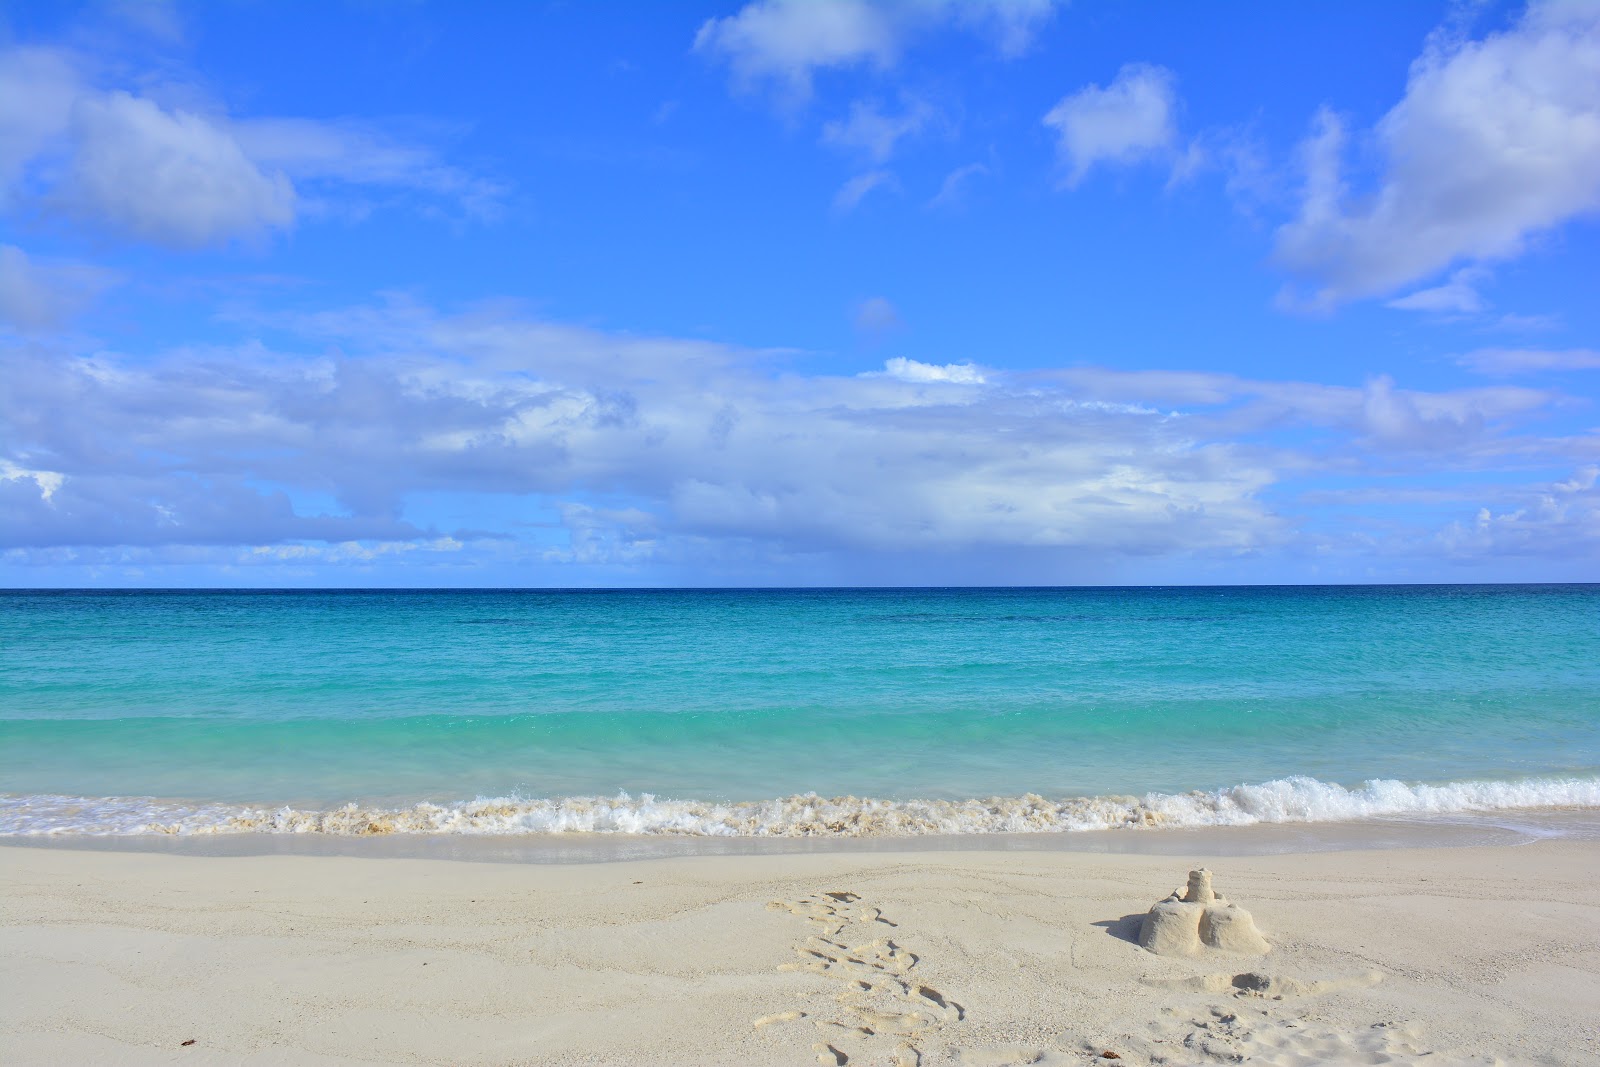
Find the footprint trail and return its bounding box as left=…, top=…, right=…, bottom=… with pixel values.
left=759, top=891, right=963, bottom=1065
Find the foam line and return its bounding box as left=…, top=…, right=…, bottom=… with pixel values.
left=2, top=774, right=1598, bottom=837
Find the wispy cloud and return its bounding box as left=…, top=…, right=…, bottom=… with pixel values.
left=821, top=95, right=936, bottom=163
left=853, top=296, right=904, bottom=338
left=1386, top=267, right=1490, bottom=315
left=927, top=162, right=988, bottom=209
left=0, top=244, right=119, bottom=330
left=833, top=169, right=896, bottom=212
left=1456, top=348, right=1600, bottom=376
left=234, top=118, right=507, bottom=223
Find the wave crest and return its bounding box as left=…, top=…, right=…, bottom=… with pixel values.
left=2, top=774, right=1598, bottom=837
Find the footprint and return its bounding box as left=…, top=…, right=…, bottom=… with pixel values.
left=779, top=961, right=828, bottom=975
left=857, top=1009, right=935, bottom=1035
left=893, top=1042, right=921, bottom=1067
left=917, top=985, right=964, bottom=1022
left=853, top=939, right=916, bottom=973
left=813, top=1041, right=847, bottom=1065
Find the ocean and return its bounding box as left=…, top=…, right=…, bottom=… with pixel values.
left=2, top=585, right=1597, bottom=837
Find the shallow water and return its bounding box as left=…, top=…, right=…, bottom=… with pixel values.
left=2, top=586, right=1597, bottom=835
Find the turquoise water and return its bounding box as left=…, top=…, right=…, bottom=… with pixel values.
left=2, top=586, right=1598, bottom=835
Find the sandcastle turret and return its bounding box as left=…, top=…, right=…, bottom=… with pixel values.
left=1183, top=868, right=1215, bottom=903
left=1138, top=868, right=1269, bottom=956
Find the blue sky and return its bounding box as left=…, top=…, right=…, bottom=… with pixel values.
left=1, top=0, right=1598, bottom=586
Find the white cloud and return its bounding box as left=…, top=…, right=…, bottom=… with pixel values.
left=696, top=0, right=1060, bottom=103
left=1386, top=266, right=1490, bottom=314
left=0, top=459, right=65, bottom=502
left=696, top=0, right=898, bottom=101
left=0, top=244, right=118, bottom=330
left=1042, top=63, right=1180, bottom=186
left=1435, top=466, right=1600, bottom=559
left=5, top=298, right=1591, bottom=574
left=1053, top=365, right=1555, bottom=461
left=1275, top=1, right=1600, bottom=306
left=552, top=503, right=659, bottom=565
left=821, top=96, right=934, bottom=162
left=833, top=169, right=895, bottom=212
left=0, top=301, right=1281, bottom=559
left=878, top=357, right=983, bottom=384
left=1456, top=347, right=1600, bottom=375
left=65, top=91, right=296, bottom=247
left=0, top=41, right=504, bottom=247
left=954, top=0, right=1058, bottom=59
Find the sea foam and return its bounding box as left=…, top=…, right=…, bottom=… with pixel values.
left=2, top=774, right=1598, bottom=837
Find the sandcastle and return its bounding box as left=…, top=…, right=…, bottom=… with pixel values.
left=1138, top=868, right=1270, bottom=956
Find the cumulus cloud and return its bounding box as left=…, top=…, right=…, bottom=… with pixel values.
left=0, top=244, right=118, bottom=330
left=64, top=91, right=296, bottom=247
left=0, top=41, right=502, bottom=247
left=0, top=459, right=65, bottom=502
left=696, top=0, right=1059, bottom=102
left=1435, top=466, right=1600, bottom=559
left=877, top=357, right=983, bottom=384
left=1275, top=1, right=1600, bottom=307
left=1042, top=63, right=1180, bottom=186
left=553, top=503, right=660, bottom=565
left=697, top=0, right=898, bottom=101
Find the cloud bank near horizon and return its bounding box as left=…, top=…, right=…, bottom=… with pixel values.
left=5, top=296, right=1596, bottom=584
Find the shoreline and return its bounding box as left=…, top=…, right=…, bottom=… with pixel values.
left=4, top=806, right=1597, bottom=865
left=4, top=831, right=1598, bottom=1065
left=7, top=771, right=1599, bottom=839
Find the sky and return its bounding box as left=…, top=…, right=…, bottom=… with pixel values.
left=1, top=0, right=1598, bottom=587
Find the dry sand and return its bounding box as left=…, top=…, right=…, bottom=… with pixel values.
left=2, top=834, right=1597, bottom=1066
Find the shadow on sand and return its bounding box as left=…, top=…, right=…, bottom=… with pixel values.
left=1092, top=912, right=1145, bottom=945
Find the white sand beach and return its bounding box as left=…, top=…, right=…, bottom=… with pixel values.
left=3, top=832, right=1598, bottom=1066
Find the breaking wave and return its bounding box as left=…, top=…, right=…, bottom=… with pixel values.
left=2, top=774, right=1598, bottom=837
